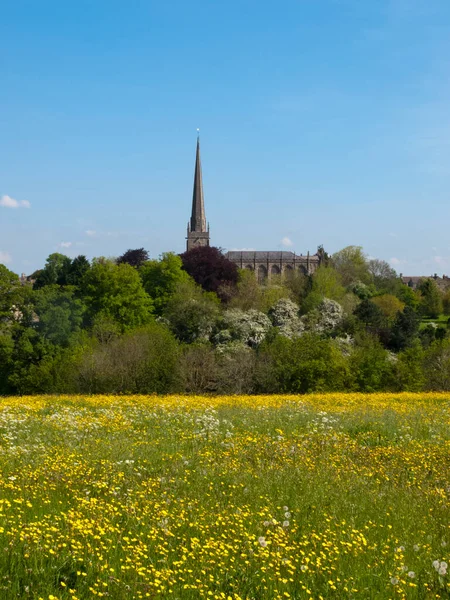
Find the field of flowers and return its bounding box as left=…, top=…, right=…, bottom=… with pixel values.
left=1, top=393, right=450, bottom=599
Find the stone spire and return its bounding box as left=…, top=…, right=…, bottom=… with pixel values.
left=186, top=135, right=210, bottom=251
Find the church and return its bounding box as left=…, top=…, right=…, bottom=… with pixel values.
left=186, top=137, right=321, bottom=282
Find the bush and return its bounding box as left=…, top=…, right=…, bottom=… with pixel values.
left=75, top=323, right=181, bottom=394
left=214, top=309, right=272, bottom=348
left=259, top=333, right=351, bottom=393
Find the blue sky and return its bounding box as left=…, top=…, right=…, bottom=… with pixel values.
left=1, top=0, right=450, bottom=275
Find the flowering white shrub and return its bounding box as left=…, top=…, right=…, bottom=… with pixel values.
left=303, top=298, right=344, bottom=333
left=269, top=298, right=304, bottom=339
left=214, top=308, right=272, bottom=347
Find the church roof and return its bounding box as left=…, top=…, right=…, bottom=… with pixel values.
left=226, top=251, right=319, bottom=261
left=190, top=137, right=207, bottom=233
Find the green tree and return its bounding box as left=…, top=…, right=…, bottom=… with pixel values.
left=164, top=281, right=220, bottom=344
left=418, top=278, right=443, bottom=318
left=64, top=255, right=91, bottom=286
left=33, top=253, right=72, bottom=289
left=259, top=333, right=351, bottom=393
left=371, top=294, right=405, bottom=321
left=368, top=259, right=400, bottom=293
left=349, top=335, right=395, bottom=392
left=76, top=323, right=180, bottom=394
left=0, top=264, right=23, bottom=324
left=139, top=253, right=191, bottom=315
left=33, top=285, right=86, bottom=346
left=423, top=338, right=450, bottom=390
left=81, top=262, right=153, bottom=331
left=389, top=306, right=420, bottom=351
left=302, top=265, right=345, bottom=313
left=331, top=246, right=371, bottom=286
left=442, top=289, right=450, bottom=316
left=395, top=340, right=425, bottom=391
left=397, top=284, right=421, bottom=310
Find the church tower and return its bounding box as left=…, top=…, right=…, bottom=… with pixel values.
left=186, top=135, right=210, bottom=251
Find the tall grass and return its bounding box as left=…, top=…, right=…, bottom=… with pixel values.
left=0, top=393, right=449, bottom=599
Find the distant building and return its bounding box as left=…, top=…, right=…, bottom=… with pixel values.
left=401, top=274, right=450, bottom=291
left=185, top=137, right=320, bottom=278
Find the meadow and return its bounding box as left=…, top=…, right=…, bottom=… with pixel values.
left=0, top=394, right=450, bottom=599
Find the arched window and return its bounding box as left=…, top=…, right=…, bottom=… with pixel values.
left=271, top=264, right=281, bottom=276
left=258, top=264, right=268, bottom=284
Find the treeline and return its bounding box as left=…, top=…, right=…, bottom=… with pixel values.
left=1, top=245, right=450, bottom=395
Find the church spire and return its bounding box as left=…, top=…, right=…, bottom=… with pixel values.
left=190, top=135, right=207, bottom=232
left=186, top=134, right=210, bottom=251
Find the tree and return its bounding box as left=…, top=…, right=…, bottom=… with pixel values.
left=180, top=246, right=238, bottom=297
left=395, top=341, right=425, bottom=391
left=81, top=262, right=153, bottom=331
left=354, top=299, right=386, bottom=330
left=117, top=248, right=150, bottom=268
left=214, top=309, right=272, bottom=348
left=33, top=253, right=72, bottom=289
left=442, top=290, right=450, bottom=316
left=139, top=252, right=192, bottom=315
left=33, top=285, right=86, bottom=346
left=349, top=335, right=395, bottom=392
left=164, top=281, right=220, bottom=344
left=64, top=255, right=91, bottom=286
left=0, top=264, right=23, bottom=324
left=331, top=246, right=371, bottom=286
left=418, top=278, right=443, bottom=319
left=268, top=298, right=304, bottom=338
left=423, top=339, right=450, bottom=391
left=368, top=259, right=399, bottom=293
left=389, top=306, right=420, bottom=351
left=301, top=265, right=345, bottom=313
left=259, top=333, right=351, bottom=393
left=397, top=284, right=420, bottom=310
left=75, top=323, right=180, bottom=394
left=371, top=294, right=405, bottom=321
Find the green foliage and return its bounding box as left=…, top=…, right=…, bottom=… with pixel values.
left=76, top=323, right=180, bottom=394
left=331, top=246, right=371, bottom=286
left=64, top=255, right=91, bottom=286
left=349, top=335, right=395, bottom=392
left=395, top=340, right=425, bottom=391
left=0, top=264, right=24, bottom=325
left=389, top=306, right=420, bottom=351
left=371, top=294, right=405, bottom=321
left=302, top=266, right=345, bottom=314
left=164, top=281, right=220, bottom=344
left=81, top=261, right=153, bottom=331
left=33, top=285, right=86, bottom=346
left=442, top=290, right=450, bottom=316
left=33, top=253, right=72, bottom=289
left=423, top=338, right=450, bottom=391
left=396, top=284, right=420, bottom=310
left=260, top=333, right=351, bottom=393
left=139, top=253, right=191, bottom=315
left=418, top=278, right=443, bottom=319
left=354, top=299, right=387, bottom=332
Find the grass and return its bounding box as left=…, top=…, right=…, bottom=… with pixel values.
left=420, top=314, right=449, bottom=330
left=1, top=393, right=450, bottom=599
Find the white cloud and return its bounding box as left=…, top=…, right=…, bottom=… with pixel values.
left=229, top=247, right=256, bottom=251
left=390, top=257, right=407, bottom=266
left=0, top=251, right=12, bottom=264
left=85, top=230, right=97, bottom=237
left=0, top=195, right=30, bottom=209
left=59, top=242, right=72, bottom=248
left=281, top=237, right=293, bottom=247
left=433, top=256, right=449, bottom=267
